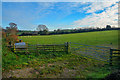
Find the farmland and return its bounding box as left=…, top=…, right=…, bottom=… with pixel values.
left=19, top=30, right=118, bottom=48
left=2, top=30, right=119, bottom=78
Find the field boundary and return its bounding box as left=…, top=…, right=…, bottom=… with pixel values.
left=14, top=42, right=70, bottom=53
left=12, top=42, right=120, bottom=67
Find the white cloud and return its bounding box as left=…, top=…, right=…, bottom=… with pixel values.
left=74, top=2, right=118, bottom=28
left=84, top=0, right=119, bottom=13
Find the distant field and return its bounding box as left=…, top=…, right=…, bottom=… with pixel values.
left=19, top=30, right=119, bottom=47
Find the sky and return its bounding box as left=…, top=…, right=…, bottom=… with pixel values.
left=2, top=0, right=119, bottom=31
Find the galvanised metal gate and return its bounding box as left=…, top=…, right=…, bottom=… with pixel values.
left=69, top=42, right=111, bottom=62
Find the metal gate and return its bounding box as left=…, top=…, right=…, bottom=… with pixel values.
left=69, top=42, right=111, bottom=62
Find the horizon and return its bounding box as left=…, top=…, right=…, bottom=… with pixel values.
left=2, top=1, right=119, bottom=31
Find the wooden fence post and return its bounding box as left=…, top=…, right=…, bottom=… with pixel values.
left=36, top=44, right=38, bottom=54
left=110, top=49, right=113, bottom=66
left=26, top=42, right=28, bottom=54
left=65, top=42, right=69, bottom=54
left=53, top=45, right=55, bottom=52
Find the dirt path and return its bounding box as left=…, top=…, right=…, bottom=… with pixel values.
left=3, top=67, right=37, bottom=78
left=2, top=61, right=87, bottom=78
left=2, top=65, right=46, bottom=78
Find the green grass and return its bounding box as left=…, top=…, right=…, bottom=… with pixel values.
left=19, top=30, right=119, bottom=47
left=85, top=65, right=111, bottom=79
left=3, top=42, right=111, bottom=78
left=3, top=30, right=119, bottom=78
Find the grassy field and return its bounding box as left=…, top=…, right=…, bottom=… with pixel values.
left=19, top=30, right=119, bottom=48
left=2, top=30, right=119, bottom=78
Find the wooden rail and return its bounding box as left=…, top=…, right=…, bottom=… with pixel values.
left=109, top=49, right=120, bottom=66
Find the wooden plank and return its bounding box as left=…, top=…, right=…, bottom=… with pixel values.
left=38, top=47, right=64, bottom=49
left=111, top=49, right=120, bottom=51
left=111, top=59, right=120, bottom=61
left=112, top=56, right=120, bottom=57
left=38, top=50, right=64, bottom=51
left=111, top=62, right=120, bottom=66
left=112, top=53, right=120, bottom=54
left=37, top=48, right=64, bottom=50
left=37, top=44, right=64, bottom=46
left=38, top=50, right=65, bottom=52
left=37, top=46, right=65, bottom=48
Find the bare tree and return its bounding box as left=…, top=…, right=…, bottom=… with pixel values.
left=6, top=22, right=18, bottom=36
left=37, top=25, right=49, bottom=35
left=37, top=25, right=48, bottom=31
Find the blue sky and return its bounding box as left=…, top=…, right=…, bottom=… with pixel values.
left=2, top=1, right=118, bottom=31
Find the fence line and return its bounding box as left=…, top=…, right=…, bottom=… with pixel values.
left=13, top=42, right=119, bottom=67
left=14, top=42, right=70, bottom=53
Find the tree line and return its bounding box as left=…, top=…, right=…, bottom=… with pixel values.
left=19, top=24, right=120, bottom=36
left=49, top=25, right=120, bottom=35
left=2, top=23, right=120, bottom=37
